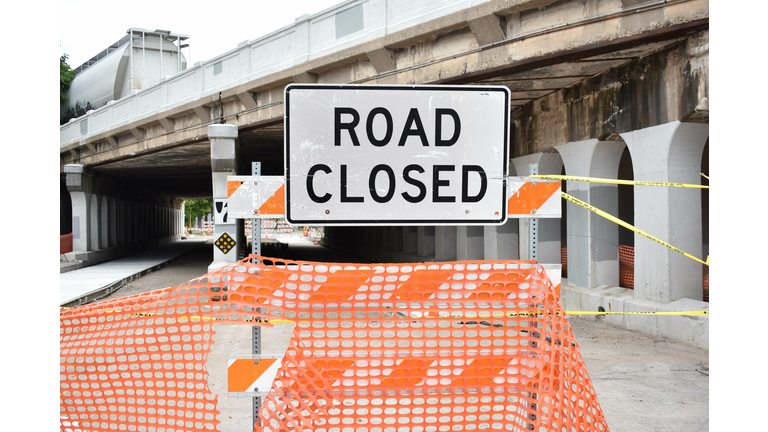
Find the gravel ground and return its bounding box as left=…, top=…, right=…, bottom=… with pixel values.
left=91, top=238, right=709, bottom=432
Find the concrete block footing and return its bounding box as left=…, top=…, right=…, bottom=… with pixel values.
left=68, top=235, right=183, bottom=269
left=561, top=283, right=709, bottom=349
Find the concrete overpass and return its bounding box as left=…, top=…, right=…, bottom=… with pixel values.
left=60, top=0, right=709, bottom=346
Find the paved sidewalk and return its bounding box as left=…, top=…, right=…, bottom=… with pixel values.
left=59, top=239, right=207, bottom=306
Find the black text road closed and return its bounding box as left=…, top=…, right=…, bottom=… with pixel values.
left=285, top=84, right=510, bottom=225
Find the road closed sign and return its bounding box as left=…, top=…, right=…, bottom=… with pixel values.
left=285, top=84, right=510, bottom=225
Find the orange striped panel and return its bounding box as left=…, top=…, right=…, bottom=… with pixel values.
left=258, top=184, right=285, bottom=215
left=227, top=180, right=243, bottom=198
left=508, top=181, right=561, bottom=215
left=228, top=358, right=278, bottom=392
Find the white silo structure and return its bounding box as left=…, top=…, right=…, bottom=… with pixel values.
left=61, top=28, right=189, bottom=124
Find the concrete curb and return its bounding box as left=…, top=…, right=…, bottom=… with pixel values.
left=60, top=240, right=208, bottom=308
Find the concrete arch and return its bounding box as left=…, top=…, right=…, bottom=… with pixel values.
left=556, top=139, right=625, bottom=289
left=620, top=121, right=708, bottom=303
left=616, top=145, right=635, bottom=290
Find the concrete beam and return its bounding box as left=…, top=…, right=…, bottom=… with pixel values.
left=85, top=142, right=96, bottom=152
left=130, top=128, right=144, bottom=140
left=467, top=15, right=506, bottom=46
left=106, top=136, right=118, bottom=147
left=236, top=92, right=258, bottom=109
left=292, top=72, right=319, bottom=83
left=158, top=117, right=174, bottom=132
left=365, top=48, right=397, bottom=73
left=193, top=106, right=210, bottom=122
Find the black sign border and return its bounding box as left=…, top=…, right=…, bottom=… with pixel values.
left=284, top=84, right=510, bottom=226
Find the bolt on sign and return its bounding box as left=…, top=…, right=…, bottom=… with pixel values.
left=285, top=84, right=511, bottom=225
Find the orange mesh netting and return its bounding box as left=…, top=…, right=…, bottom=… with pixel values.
left=618, top=246, right=633, bottom=290
left=61, top=256, right=608, bottom=432
left=61, top=233, right=74, bottom=255
left=560, top=247, right=567, bottom=279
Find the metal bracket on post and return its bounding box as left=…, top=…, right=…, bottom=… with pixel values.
left=528, top=164, right=538, bottom=261
left=251, top=162, right=262, bottom=428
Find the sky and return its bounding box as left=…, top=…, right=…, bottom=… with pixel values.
left=60, top=0, right=349, bottom=68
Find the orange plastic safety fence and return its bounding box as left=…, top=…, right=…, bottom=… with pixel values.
left=61, top=256, right=608, bottom=432
left=703, top=264, right=709, bottom=302
left=618, top=246, right=634, bottom=290
left=61, top=233, right=74, bottom=255
left=560, top=247, right=567, bottom=279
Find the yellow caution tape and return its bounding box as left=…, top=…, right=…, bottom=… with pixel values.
left=700, top=172, right=709, bottom=180
left=530, top=174, right=708, bottom=189
left=269, top=310, right=708, bottom=323
left=562, top=192, right=709, bottom=266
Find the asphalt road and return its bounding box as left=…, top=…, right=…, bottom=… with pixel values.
left=96, top=236, right=709, bottom=432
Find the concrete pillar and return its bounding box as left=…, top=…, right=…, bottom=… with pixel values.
left=435, top=226, right=457, bottom=261
left=512, top=153, right=563, bottom=264
left=417, top=226, right=435, bottom=257
left=457, top=226, right=484, bottom=260
left=109, top=198, right=118, bottom=246
left=404, top=226, right=418, bottom=255
left=209, top=124, right=241, bottom=272
left=483, top=219, right=519, bottom=260
left=392, top=227, right=404, bottom=255
left=557, top=139, right=625, bottom=288
left=100, top=196, right=109, bottom=249
left=90, top=194, right=102, bottom=251
left=620, top=121, right=708, bottom=303
left=69, top=191, right=92, bottom=252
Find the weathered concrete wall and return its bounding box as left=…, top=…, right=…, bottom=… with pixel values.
left=511, top=29, right=708, bottom=157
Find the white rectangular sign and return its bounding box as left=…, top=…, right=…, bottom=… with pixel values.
left=285, top=84, right=510, bottom=225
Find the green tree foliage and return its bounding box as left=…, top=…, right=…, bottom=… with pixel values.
left=184, top=198, right=213, bottom=227
left=60, top=54, right=75, bottom=105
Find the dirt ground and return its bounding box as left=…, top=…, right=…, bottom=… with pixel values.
left=95, top=240, right=709, bottom=432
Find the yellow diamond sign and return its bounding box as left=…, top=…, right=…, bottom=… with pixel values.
left=215, top=232, right=236, bottom=254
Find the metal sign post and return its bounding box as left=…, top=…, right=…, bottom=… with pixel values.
left=251, top=162, right=262, bottom=428
left=528, top=163, right=538, bottom=260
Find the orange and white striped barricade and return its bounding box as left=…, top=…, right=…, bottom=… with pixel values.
left=227, top=175, right=560, bottom=220
left=507, top=176, right=561, bottom=218
left=226, top=176, right=285, bottom=219
left=228, top=354, right=284, bottom=396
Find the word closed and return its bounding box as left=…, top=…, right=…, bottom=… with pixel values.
left=285, top=85, right=510, bottom=225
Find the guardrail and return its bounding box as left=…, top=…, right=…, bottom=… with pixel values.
left=60, top=0, right=479, bottom=149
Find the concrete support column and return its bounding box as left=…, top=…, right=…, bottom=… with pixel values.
left=90, top=194, right=102, bottom=251
left=404, top=227, right=418, bottom=255
left=209, top=124, right=241, bottom=272
left=621, top=121, right=708, bottom=303
left=381, top=227, right=392, bottom=252
left=557, top=139, right=625, bottom=288
left=457, top=226, right=484, bottom=260
left=100, top=196, right=110, bottom=249
left=109, top=198, right=118, bottom=247
left=69, top=191, right=92, bottom=252
left=392, top=227, right=404, bottom=255
left=483, top=220, right=519, bottom=260
left=512, top=154, right=563, bottom=264
left=417, top=226, right=435, bottom=257
left=129, top=202, right=137, bottom=243
left=434, top=226, right=457, bottom=261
